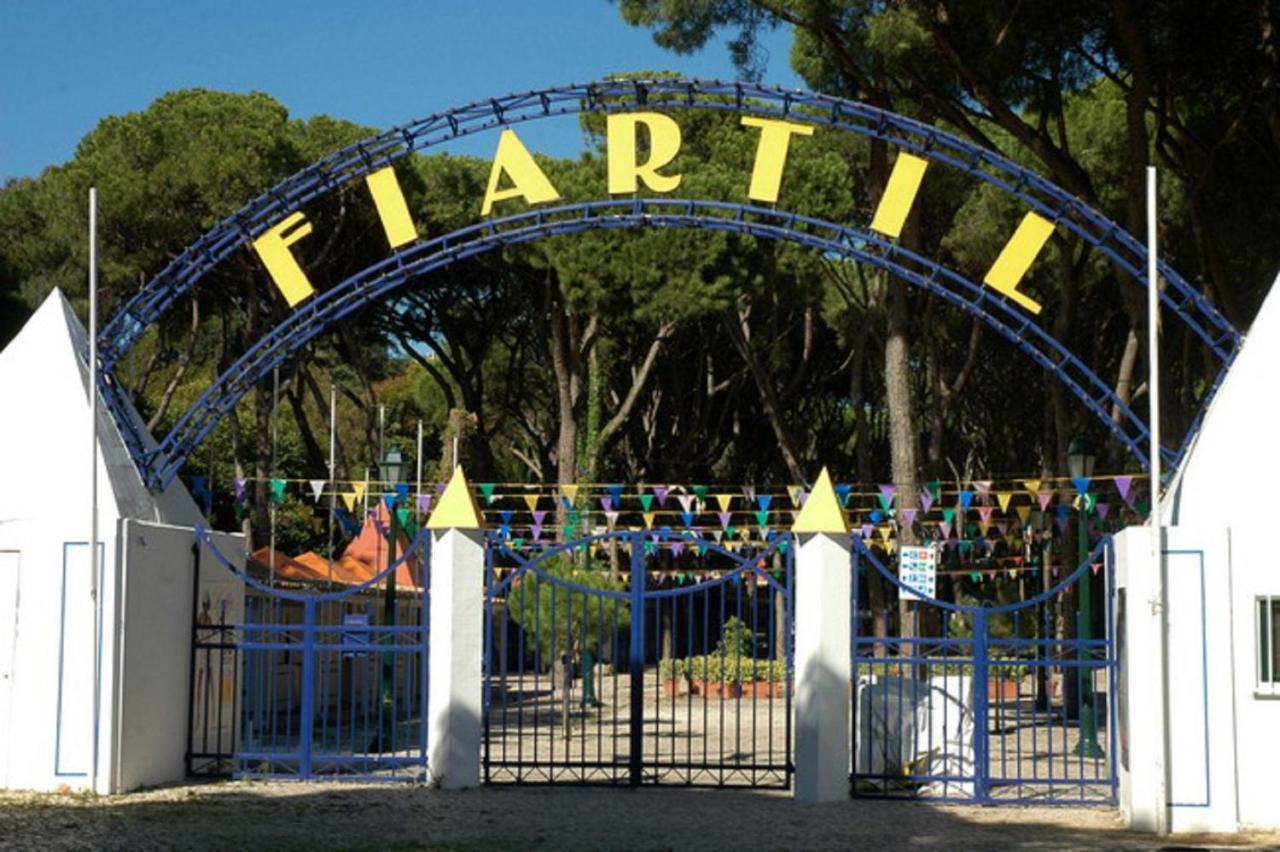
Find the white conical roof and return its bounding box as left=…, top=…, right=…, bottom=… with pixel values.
left=0, top=288, right=202, bottom=528
left=1166, top=272, right=1280, bottom=528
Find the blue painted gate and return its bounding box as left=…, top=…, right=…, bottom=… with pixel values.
left=850, top=535, right=1117, bottom=803
left=187, top=527, right=431, bottom=781
left=483, top=530, right=794, bottom=787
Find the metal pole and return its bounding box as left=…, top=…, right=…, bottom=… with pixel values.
left=1074, top=498, right=1103, bottom=757
left=415, top=420, right=423, bottom=513
left=328, top=385, right=336, bottom=583
left=88, top=187, right=100, bottom=793
left=268, top=365, right=279, bottom=588
left=1147, top=165, right=1169, bottom=833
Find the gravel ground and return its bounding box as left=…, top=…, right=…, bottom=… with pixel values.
left=2, top=782, right=1278, bottom=851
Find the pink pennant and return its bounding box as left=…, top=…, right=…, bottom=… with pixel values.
left=939, top=520, right=953, bottom=540
left=900, top=508, right=918, bottom=528
left=973, top=480, right=992, bottom=500
left=977, top=506, right=994, bottom=527
left=676, top=494, right=695, bottom=513
left=1037, top=491, right=1053, bottom=511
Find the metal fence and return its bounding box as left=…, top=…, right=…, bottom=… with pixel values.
left=188, top=528, right=431, bottom=782
left=483, top=530, right=794, bottom=787
left=850, top=535, right=1116, bottom=804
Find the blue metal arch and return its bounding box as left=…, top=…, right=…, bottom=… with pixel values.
left=96, top=78, right=1243, bottom=486
left=142, top=198, right=1164, bottom=489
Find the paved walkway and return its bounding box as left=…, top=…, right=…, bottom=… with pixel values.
left=3, top=782, right=1278, bottom=850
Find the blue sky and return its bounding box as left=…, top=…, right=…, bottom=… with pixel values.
left=0, top=0, right=802, bottom=181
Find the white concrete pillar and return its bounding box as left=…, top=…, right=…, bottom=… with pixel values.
left=792, top=467, right=853, bottom=803
left=426, top=526, right=484, bottom=788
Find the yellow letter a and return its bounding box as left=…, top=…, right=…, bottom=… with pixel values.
left=607, top=112, right=683, bottom=194
left=480, top=129, right=562, bottom=216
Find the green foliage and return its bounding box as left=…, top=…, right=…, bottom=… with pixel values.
left=662, top=616, right=787, bottom=684
left=505, top=556, right=631, bottom=661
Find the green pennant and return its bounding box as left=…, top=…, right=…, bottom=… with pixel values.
left=970, top=571, right=981, bottom=582
left=511, top=537, right=525, bottom=549
left=927, top=480, right=942, bottom=501
left=942, top=507, right=956, bottom=526
left=725, top=525, right=737, bottom=540
left=479, top=483, right=497, bottom=504
left=755, top=510, right=769, bottom=528
left=692, top=485, right=709, bottom=501
left=396, top=508, right=412, bottom=529
left=562, top=523, right=576, bottom=538
left=639, top=494, right=654, bottom=512
left=1083, top=492, right=1098, bottom=513
left=644, top=541, right=657, bottom=556
left=1136, top=499, right=1150, bottom=519
left=876, top=493, right=892, bottom=512
left=270, top=478, right=286, bottom=503
left=777, top=540, right=790, bottom=554
left=568, top=510, right=581, bottom=525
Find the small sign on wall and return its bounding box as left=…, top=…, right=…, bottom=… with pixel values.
left=898, top=545, right=937, bottom=602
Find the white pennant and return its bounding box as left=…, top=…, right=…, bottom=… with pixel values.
left=309, top=479, right=326, bottom=502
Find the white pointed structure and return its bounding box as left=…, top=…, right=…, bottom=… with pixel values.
left=0, top=289, right=244, bottom=793
left=1115, top=272, right=1280, bottom=832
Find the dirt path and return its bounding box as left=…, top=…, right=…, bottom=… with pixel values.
left=3, top=782, right=1278, bottom=851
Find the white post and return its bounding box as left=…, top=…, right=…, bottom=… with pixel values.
left=87, top=186, right=100, bottom=793
left=426, top=526, right=484, bottom=788
left=794, top=528, right=852, bottom=802
left=1146, top=166, right=1169, bottom=834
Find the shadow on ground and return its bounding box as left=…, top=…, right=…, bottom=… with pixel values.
left=1, top=782, right=1276, bottom=851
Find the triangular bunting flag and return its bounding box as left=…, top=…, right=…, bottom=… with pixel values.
left=714, top=493, right=734, bottom=513
left=639, top=494, right=654, bottom=512
left=309, top=479, right=326, bottom=502
left=353, top=481, right=367, bottom=503
left=417, top=493, right=433, bottom=513
left=900, top=508, right=918, bottom=529
left=642, top=512, right=656, bottom=529
left=1022, top=479, right=1041, bottom=496
left=523, top=494, right=540, bottom=512
left=340, top=492, right=357, bottom=512
left=995, top=491, right=1014, bottom=513
left=756, top=494, right=773, bottom=512
left=1037, top=491, right=1053, bottom=511
left=653, top=485, right=670, bottom=506
left=561, top=484, right=579, bottom=506
left=742, top=485, right=756, bottom=502
left=479, top=483, right=497, bottom=504
left=1014, top=505, right=1032, bottom=524
left=1070, top=477, right=1091, bottom=496
left=607, top=484, right=623, bottom=505
left=920, top=489, right=935, bottom=513
left=605, top=511, right=619, bottom=528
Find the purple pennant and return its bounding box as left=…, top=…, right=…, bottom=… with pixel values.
left=860, top=523, right=874, bottom=540
left=797, top=491, right=809, bottom=507
left=434, top=481, right=448, bottom=497
left=671, top=542, right=685, bottom=557
left=1115, top=475, right=1136, bottom=507
left=531, top=510, right=547, bottom=525
left=718, top=511, right=732, bottom=529
left=878, top=484, right=896, bottom=507
left=233, top=478, right=247, bottom=502
left=531, top=522, right=543, bottom=540
left=1095, top=502, right=1110, bottom=521
left=417, top=493, right=433, bottom=513
left=653, top=486, right=670, bottom=506
left=900, top=508, right=918, bottom=529
left=600, top=496, right=613, bottom=512
left=919, top=489, right=935, bottom=513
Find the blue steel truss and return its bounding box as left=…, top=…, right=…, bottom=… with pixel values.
left=145, top=199, right=1167, bottom=488
left=94, top=78, right=1242, bottom=486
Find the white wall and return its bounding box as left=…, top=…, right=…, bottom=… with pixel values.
left=115, top=521, right=243, bottom=791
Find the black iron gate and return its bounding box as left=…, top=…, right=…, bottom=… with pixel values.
left=483, top=530, right=794, bottom=787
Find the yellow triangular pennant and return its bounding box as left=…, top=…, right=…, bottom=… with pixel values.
left=561, top=484, right=579, bottom=506
left=995, top=491, right=1014, bottom=513
left=715, top=493, right=734, bottom=512
left=1022, top=479, right=1041, bottom=496
left=642, top=512, right=656, bottom=529
left=522, top=493, right=540, bottom=512
left=787, top=485, right=805, bottom=507
left=426, top=466, right=486, bottom=530
left=792, top=468, right=851, bottom=534
left=1014, top=505, right=1032, bottom=524
left=340, top=492, right=356, bottom=512
left=352, top=481, right=367, bottom=502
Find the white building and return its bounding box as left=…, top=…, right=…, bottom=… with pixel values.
left=0, top=290, right=243, bottom=793
left=1116, top=273, right=1280, bottom=832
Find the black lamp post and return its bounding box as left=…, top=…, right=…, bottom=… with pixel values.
left=377, top=445, right=404, bottom=753
left=1068, top=436, right=1105, bottom=758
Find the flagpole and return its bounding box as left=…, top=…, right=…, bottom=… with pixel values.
left=328, top=383, right=336, bottom=584
left=415, top=419, right=423, bottom=513
left=88, top=187, right=100, bottom=793
left=1146, top=165, right=1169, bottom=834
left=269, top=364, right=279, bottom=588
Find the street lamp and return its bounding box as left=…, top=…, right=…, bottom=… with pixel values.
left=1068, top=436, right=1105, bottom=758
left=376, top=445, right=404, bottom=753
